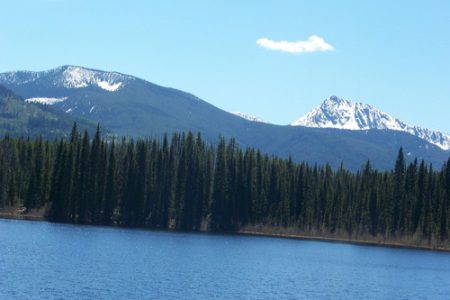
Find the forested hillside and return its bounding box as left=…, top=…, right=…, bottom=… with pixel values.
left=0, top=84, right=97, bottom=138
left=1, top=124, right=449, bottom=248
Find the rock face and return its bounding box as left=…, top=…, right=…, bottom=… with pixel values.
left=292, top=96, right=450, bottom=150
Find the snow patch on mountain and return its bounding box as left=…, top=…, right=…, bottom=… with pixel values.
left=233, top=112, right=267, bottom=123
left=292, top=96, right=450, bottom=150
left=59, top=66, right=126, bottom=91
left=97, top=81, right=122, bottom=92
left=25, top=97, right=68, bottom=105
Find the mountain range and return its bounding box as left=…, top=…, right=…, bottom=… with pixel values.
left=0, top=65, right=448, bottom=170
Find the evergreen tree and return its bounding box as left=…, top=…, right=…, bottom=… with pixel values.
left=77, top=131, right=90, bottom=223
left=103, top=140, right=116, bottom=224
left=210, top=138, right=228, bottom=231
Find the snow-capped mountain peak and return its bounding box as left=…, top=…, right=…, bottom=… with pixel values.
left=292, top=95, right=404, bottom=130
left=292, top=96, right=450, bottom=150
left=0, top=65, right=132, bottom=92
left=232, top=112, right=267, bottom=123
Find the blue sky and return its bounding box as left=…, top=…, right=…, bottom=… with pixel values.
left=1, top=0, right=450, bottom=132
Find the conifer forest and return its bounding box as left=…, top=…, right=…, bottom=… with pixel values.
left=1, top=124, right=449, bottom=246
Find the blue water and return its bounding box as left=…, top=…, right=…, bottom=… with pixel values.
left=1, top=219, right=450, bottom=299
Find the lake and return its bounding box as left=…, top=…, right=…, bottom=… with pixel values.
left=0, top=219, right=449, bottom=299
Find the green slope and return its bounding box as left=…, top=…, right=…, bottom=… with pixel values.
left=0, top=84, right=96, bottom=138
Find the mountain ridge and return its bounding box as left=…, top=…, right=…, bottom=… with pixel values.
left=0, top=65, right=134, bottom=93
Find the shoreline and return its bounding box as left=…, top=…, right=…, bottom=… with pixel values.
left=1, top=212, right=449, bottom=253
left=236, top=230, right=450, bottom=253
left=0, top=212, right=46, bottom=222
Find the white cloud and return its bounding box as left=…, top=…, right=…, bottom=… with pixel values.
left=256, top=35, right=334, bottom=54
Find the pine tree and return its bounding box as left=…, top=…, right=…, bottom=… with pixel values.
left=392, top=147, right=406, bottom=235
left=103, top=140, right=116, bottom=224
left=210, top=138, right=228, bottom=231
left=48, top=140, right=67, bottom=221
left=77, top=131, right=90, bottom=223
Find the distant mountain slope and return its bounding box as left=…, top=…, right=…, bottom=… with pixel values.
left=0, top=84, right=96, bottom=138
left=232, top=112, right=267, bottom=123
left=0, top=66, right=448, bottom=170
left=292, top=96, right=450, bottom=150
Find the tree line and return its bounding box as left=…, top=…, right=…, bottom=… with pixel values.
left=0, top=124, right=449, bottom=245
